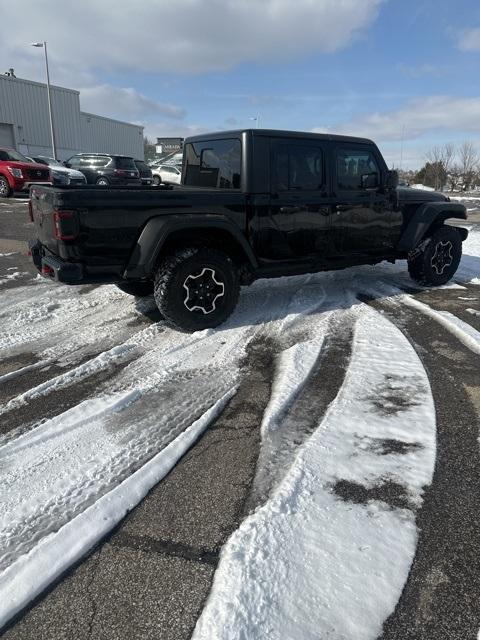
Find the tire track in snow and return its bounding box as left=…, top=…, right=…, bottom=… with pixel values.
left=247, top=312, right=355, bottom=510
left=193, top=304, right=437, bottom=640
left=0, top=367, right=238, bottom=575
left=0, top=354, right=136, bottom=443
left=0, top=328, right=280, bottom=633
left=361, top=296, right=480, bottom=640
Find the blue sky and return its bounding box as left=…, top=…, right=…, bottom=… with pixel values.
left=2, top=0, right=480, bottom=168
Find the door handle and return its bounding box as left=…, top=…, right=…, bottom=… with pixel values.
left=280, top=206, right=301, bottom=214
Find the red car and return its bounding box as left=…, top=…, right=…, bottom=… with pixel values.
left=0, top=148, right=51, bottom=197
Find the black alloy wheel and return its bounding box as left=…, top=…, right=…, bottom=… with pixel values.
left=154, top=247, right=240, bottom=332
left=408, top=226, right=462, bottom=286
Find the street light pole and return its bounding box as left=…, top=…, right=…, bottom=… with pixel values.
left=31, top=41, right=57, bottom=159
left=249, top=115, right=260, bottom=129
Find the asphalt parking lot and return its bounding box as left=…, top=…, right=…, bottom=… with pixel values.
left=1, top=195, right=479, bottom=640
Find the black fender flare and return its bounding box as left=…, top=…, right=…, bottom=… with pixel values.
left=396, top=202, right=468, bottom=252
left=124, top=214, right=258, bottom=279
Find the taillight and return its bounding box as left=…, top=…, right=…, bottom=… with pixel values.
left=53, top=210, right=78, bottom=241
left=42, top=264, right=55, bottom=277
left=114, top=169, right=126, bottom=176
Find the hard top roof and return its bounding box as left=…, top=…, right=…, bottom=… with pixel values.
left=184, top=128, right=374, bottom=145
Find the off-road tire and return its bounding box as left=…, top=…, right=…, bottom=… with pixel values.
left=0, top=176, right=12, bottom=198
left=154, top=247, right=240, bottom=332
left=116, top=281, right=154, bottom=297
left=408, top=225, right=462, bottom=286
left=152, top=175, right=161, bottom=186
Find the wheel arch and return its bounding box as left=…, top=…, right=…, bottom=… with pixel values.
left=397, top=202, right=468, bottom=252
left=123, top=215, right=258, bottom=279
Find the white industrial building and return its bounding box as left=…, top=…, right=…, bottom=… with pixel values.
left=0, top=74, right=144, bottom=160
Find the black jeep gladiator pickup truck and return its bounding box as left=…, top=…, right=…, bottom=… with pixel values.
left=29, top=129, right=468, bottom=332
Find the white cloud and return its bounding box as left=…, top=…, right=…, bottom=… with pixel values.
left=2, top=0, right=382, bottom=76
left=80, top=85, right=185, bottom=121
left=313, top=96, right=480, bottom=142
left=143, top=122, right=209, bottom=142
left=457, top=27, right=480, bottom=51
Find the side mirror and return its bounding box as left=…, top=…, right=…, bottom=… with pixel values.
left=361, top=172, right=379, bottom=190
left=386, top=170, right=399, bottom=190
left=64, top=162, right=71, bottom=168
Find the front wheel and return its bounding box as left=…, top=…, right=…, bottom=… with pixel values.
left=0, top=176, right=12, bottom=198
left=154, top=248, right=240, bottom=332
left=408, top=226, right=462, bottom=286
left=152, top=175, right=161, bottom=186
left=96, top=177, right=109, bottom=186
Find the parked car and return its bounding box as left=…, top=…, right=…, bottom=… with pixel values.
left=134, top=160, right=153, bottom=186
left=151, top=164, right=182, bottom=186
left=63, top=153, right=140, bottom=186
left=32, top=156, right=87, bottom=187
left=0, top=148, right=51, bottom=197
left=29, top=128, right=469, bottom=333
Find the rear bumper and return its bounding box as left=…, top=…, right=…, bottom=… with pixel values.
left=29, top=240, right=121, bottom=285
left=30, top=240, right=83, bottom=283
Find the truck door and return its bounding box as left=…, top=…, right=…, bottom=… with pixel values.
left=257, top=139, right=334, bottom=260
left=331, top=144, right=396, bottom=255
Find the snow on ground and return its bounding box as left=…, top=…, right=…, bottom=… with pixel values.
left=0, top=389, right=235, bottom=628
left=458, top=225, right=480, bottom=284
left=193, top=305, right=436, bottom=640
left=401, top=297, right=480, bottom=356
left=450, top=195, right=480, bottom=201
left=410, top=184, right=435, bottom=191
left=0, top=225, right=479, bottom=631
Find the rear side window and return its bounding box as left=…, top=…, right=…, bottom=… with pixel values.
left=67, top=156, right=81, bottom=168
left=336, top=148, right=379, bottom=190
left=184, top=139, right=241, bottom=189
left=134, top=161, right=149, bottom=171
left=115, top=157, right=136, bottom=169
left=85, top=156, right=110, bottom=167
left=272, top=144, right=324, bottom=191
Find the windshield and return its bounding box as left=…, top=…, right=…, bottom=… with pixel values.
left=0, top=149, right=32, bottom=163
left=40, top=158, right=64, bottom=168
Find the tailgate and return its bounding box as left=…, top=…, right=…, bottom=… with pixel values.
left=30, top=186, right=78, bottom=254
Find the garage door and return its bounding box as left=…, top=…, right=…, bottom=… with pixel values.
left=0, top=123, right=15, bottom=148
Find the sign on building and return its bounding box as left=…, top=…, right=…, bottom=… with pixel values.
left=156, top=137, right=183, bottom=154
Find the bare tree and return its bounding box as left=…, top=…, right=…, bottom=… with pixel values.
left=442, top=143, right=455, bottom=176
left=458, top=141, right=479, bottom=191
left=425, top=143, right=455, bottom=190
left=448, top=164, right=462, bottom=192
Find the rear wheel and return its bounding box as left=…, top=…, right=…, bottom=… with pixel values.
left=152, top=175, right=161, bottom=186
left=408, top=226, right=462, bottom=286
left=154, top=247, right=240, bottom=332
left=96, top=177, right=109, bottom=186
left=117, top=281, right=154, bottom=297
left=0, top=176, right=12, bottom=198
